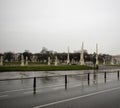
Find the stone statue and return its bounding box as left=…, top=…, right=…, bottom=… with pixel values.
left=55, top=56, right=58, bottom=66
left=21, top=54, right=24, bottom=66
left=67, top=47, right=70, bottom=64
left=80, top=42, right=85, bottom=65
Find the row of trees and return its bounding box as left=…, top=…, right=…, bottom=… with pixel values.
left=0, top=47, right=112, bottom=64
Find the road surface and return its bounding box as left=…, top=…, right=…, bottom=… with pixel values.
left=0, top=78, right=120, bottom=108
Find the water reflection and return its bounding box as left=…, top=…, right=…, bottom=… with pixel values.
left=40, top=71, right=58, bottom=84
left=41, top=76, right=56, bottom=83
left=0, top=70, right=119, bottom=93
left=65, top=83, right=67, bottom=90
left=93, top=70, right=98, bottom=84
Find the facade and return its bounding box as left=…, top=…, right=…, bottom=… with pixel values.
left=111, top=55, right=120, bottom=65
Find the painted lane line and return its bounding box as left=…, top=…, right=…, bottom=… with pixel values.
left=0, top=88, right=33, bottom=94
left=23, top=91, right=33, bottom=94
left=33, top=86, right=120, bottom=108
left=24, top=87, right=64, bottom=94
left=53, top=86, right=64, bottom=90
left=24, top=86, right=65, bottom=94
left=0, top=95, right=8, bottom=98
left=0, top=84, right=65, bottom=94
left=24, top=84, right=82, bottom=94
left=5, top=83, right=82, bottom=95
left=72, top=84, right=82, bottom=87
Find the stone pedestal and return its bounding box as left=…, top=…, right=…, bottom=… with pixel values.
left=25, top=56, right=28, bottom=66
left=55, top=56, right=58, bottom=66
left=67, top=47, right=70, bottom=64
left=32, top=55, right=35, bottom=63
left=48, top=57, right=51, bottom=65
left=0, top=56, right=3, bottom=66
left=21, top=54, right=24, bottom=66
left=111, top=58, right=114, bottom=65
left=103, top=59, right=106, bottom=65
left=96, top=44, right=99, bottom=65
left=80, top=58, right=84, bottom=65
left=80, top=42, right=85, bottom=65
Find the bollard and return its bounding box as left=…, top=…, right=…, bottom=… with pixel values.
left=104, top=72, right=106, bottom=83
left=65, top=75, right=67, bottom=90
left=88, top=73, right=90, bottom=85
left=65, top=75, right=67, bottom=84
left=104, top=72, right=106, bottom=79
left=33, top=77, right=36, bottom=94
left=118, top=71, right=119, bottom=80
left=65, top=83, right=67, bottom=90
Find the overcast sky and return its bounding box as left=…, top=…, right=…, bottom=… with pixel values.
left=0, top=0, right=120, bottom=55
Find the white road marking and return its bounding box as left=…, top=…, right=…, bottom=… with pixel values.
left=23, top=91, right=33, bottom=94
left=0, top=83, right=83, bottom=94
left=0, top=88, right=33, bottom=94
left=0, top=84, right=65, bottom=94
left=0, top=95, right=8, bottom=98
left=24, top=84, right=82, bottom=94
left=72, top=84, right=82, bottom=87
left=33, top=86, right=120, bottom=108
left=53, top=86, right=64, bottom=90
left=24, top=86, right=65, bottom=94
left=107, top=80, right=112, bottom=81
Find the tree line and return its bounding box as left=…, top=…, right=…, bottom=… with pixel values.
left=0, top=47, right=112, bottom=64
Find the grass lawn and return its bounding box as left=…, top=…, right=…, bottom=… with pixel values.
left=0, top=65, right=93, bottom=72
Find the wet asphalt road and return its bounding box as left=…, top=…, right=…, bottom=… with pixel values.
left=0, top=65, right=120, bottom=108
left=0, top=78, right=120, bottom=108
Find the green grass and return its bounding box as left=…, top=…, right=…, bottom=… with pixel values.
left=0, top=65, right=93, bottom=72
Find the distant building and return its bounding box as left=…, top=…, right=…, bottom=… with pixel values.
left=111, top=55, right=120, bottom=65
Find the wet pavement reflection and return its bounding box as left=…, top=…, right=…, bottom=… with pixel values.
left=0, top=69, right=120, bottom=93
